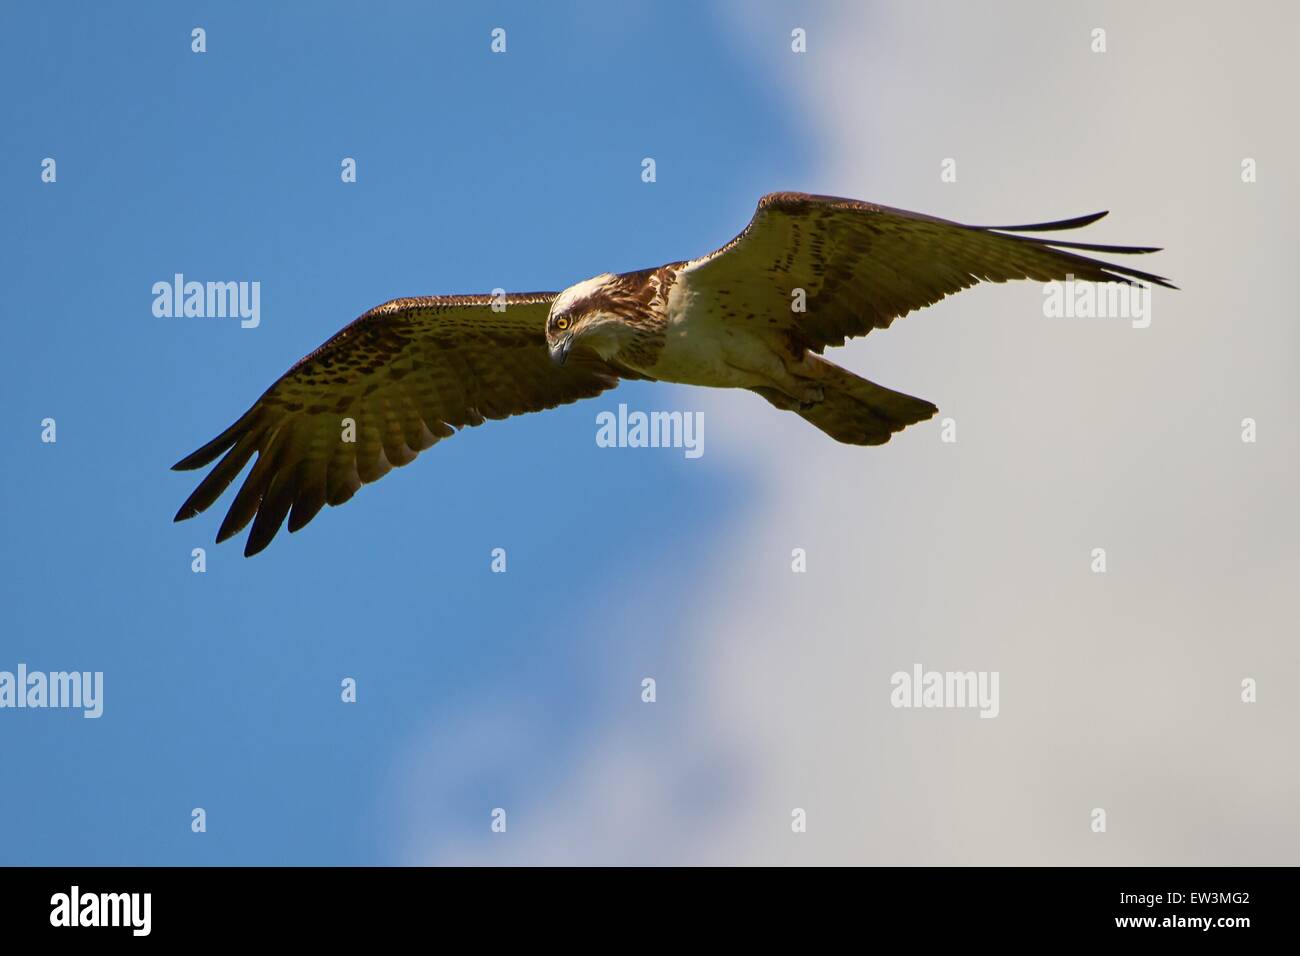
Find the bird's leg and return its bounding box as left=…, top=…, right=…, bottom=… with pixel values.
left=725, top=345, right=827, bottom=408
left=780, top=350, right=828, bottom=408
left=728, top=361, right=823, bottom=407
left=748, top=385, right=802, bottom=410
left=795, top=383, right=825, bottom=409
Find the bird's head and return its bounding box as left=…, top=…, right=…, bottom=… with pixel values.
left=546, top=273, right=638, bottom=366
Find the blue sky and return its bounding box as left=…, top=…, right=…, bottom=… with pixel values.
left=0, top=1, right=812, bottom=864
left=9, top=2, right=1294, bottom=868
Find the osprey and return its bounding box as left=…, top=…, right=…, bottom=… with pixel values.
left=173, top=192, right=1173, bottom=556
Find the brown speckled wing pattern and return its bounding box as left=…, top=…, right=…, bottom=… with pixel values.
left=172, top=293, right=621, bottom=555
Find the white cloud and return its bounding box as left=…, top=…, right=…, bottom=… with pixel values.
left=398, top=0, right=1300, bottom=864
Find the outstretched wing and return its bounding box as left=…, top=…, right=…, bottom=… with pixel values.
left=680, top=192, right=1175, bottom=352
left=173, top=293, right=621, bottom=556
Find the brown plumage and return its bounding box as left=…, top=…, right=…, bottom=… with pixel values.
left=174, top=192, right=1172, bottom=555
left=172, top=294, right=620, bottom=556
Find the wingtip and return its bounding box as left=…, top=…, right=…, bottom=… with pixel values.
left=243, top=537, right=270, bottom=558
left=985, top=210, right=1110, bottom=232
left=171, top=447, right=215, bottom=471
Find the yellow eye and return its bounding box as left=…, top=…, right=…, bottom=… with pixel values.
left=555, top=317, right=570, bottom=331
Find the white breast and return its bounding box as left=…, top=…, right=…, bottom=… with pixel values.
left=641, top=272, right=776, bottom=389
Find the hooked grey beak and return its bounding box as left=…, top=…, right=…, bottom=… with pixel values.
left=549, top=333, right=574, bottom=367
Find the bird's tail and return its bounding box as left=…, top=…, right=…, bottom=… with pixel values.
left=751, top=357, right=938, bottom=446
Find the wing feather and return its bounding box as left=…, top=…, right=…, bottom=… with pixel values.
left=174, top=293, right=621, bottom=555
left=681, top=192, right=1174, bottom=353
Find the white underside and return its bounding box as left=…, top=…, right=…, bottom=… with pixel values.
left=626, top=273, right=798, bottom=392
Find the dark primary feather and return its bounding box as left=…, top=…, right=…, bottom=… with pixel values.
left=979, top=211, right=1110, bottom=232
left=173, top=293, right=622, bottom=556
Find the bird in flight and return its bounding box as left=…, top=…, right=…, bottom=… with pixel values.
left=173, top=192, right=1173, bottom=556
